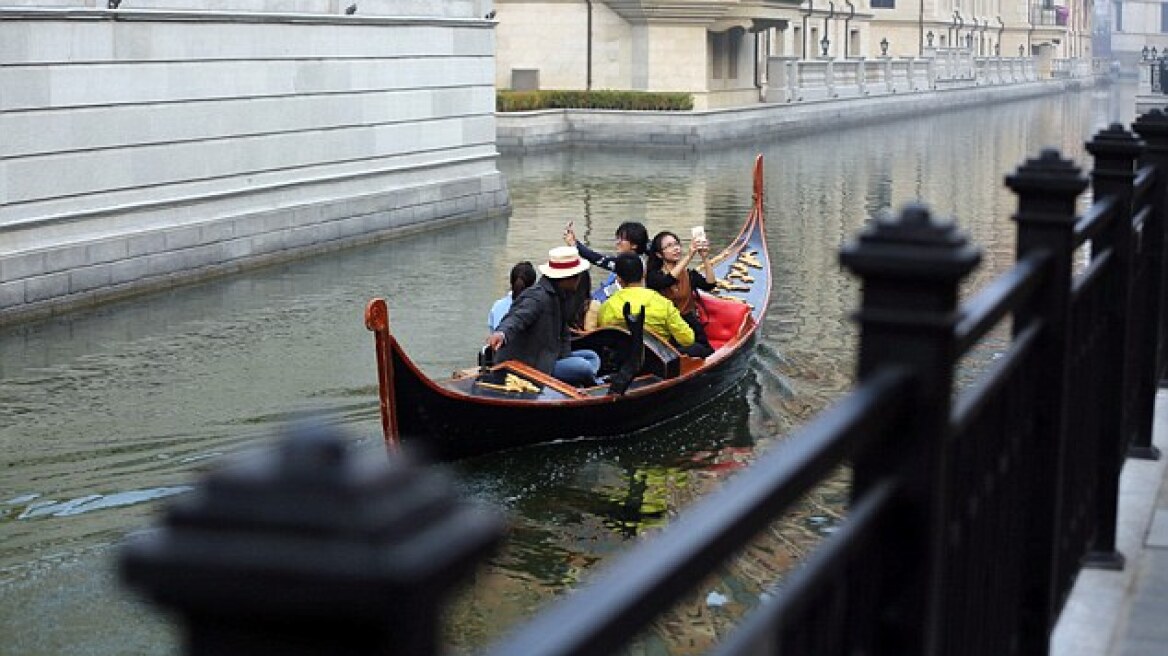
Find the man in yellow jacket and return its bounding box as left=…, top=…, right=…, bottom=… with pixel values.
left=598, top=254, right=695, bottom=349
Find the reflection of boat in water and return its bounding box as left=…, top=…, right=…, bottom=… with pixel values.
left=363, top=156, right=771, bottom=461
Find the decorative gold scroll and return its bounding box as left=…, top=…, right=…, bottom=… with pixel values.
left=738, top=250, right=762, bottom=269
left=476, top=373, right=542, bottom=394
left=713, top=249, right=761, bottom=300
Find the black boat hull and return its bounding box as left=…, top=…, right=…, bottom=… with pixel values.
left=390, top=332, right=758, bottom=461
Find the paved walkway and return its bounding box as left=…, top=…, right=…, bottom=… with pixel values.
left=1051, top=391, right=1168, bottom=655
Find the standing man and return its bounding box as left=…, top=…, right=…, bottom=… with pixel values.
left=486, top=247, right=601, bottom=386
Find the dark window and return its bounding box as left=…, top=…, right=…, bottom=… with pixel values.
left=1115, top=1, right=1122, bottom=32
left=870, top=0, right=895, bottom=8
left=711, top=33, right=724, bottom=80
left=728, top=29, right=741, bottom=79
left=1162, top=4, right=1168, bottom=32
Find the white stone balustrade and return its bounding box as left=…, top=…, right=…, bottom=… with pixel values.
left=764, top=49, right=1055, bottom=105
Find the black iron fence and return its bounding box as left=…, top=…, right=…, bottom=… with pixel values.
left=1153, top=58, right=1166, bottom=94
left=121, top=111, right=1168, bottom=655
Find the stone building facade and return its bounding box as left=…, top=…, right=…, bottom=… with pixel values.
left=493, top=0, right=1091, bottom=107
left=0, top=1, right=510, bottom=324
left=1111, top=0, right=1168, bottom=69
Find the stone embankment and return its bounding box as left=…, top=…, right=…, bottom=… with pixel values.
left=498, top=77, right=1094, bottom=154
left=0, top=7, right=509, bottom=326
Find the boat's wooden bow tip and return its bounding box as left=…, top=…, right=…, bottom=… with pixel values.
left=365, top=298, right=390, bottom=332
left=752, top=154, right=764, bottom=203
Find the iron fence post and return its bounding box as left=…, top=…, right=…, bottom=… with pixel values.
left=1131, top=110, right=1168, bottom=461
left=840, top=204, right=980, bottom=655
left=1084, top=124, right=1144, bottom=569
left=1005, top=149, right=1089, bottom=651
left=120, top=422, right=505, bottom=656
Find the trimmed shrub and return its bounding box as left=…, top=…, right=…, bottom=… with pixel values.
left=497, top=90, right=693, bottom=112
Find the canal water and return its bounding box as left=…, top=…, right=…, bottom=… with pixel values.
left=0, top=83, right=1136, bottom=654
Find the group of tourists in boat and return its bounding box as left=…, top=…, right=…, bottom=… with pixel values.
left=363, top=154, right=767, bottom=458
left=483, top=220, right=720, bottom=390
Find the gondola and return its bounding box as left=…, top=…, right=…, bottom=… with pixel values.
left=364, top=155, right=770, bottom=461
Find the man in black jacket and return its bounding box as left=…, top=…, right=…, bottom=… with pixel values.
left=486, top=247, right=601, bottom=385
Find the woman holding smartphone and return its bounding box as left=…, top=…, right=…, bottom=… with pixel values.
left=645, top=229, right=715, bottom=358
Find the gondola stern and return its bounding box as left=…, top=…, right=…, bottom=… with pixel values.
left=364, top=298, right=401, bottom=452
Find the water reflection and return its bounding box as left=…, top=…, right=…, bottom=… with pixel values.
left=0, top=83, right=1137, bottom=654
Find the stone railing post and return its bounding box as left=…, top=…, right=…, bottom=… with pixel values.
left=910, top=58, right=920, bottom=90
left=786, top=59, right=798, bottom=101
left=1084, top=124, right=1144, bottom=569
left=840, top=204, right=981, bottom=654
left=1130, top=109, right=1168, bottom=460
left=121, top=422, right=506, bottom=656
left=1005, top=149, right=1089, bottom=652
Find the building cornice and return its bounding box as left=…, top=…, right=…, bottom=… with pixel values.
left=604, top=0, right=802, bottom=25
left=0, top=7, right=493, bottom=27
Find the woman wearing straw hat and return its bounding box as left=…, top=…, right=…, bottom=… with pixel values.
left=486, top=246, right=601, bottom=386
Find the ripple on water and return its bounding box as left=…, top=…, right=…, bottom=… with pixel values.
left=13, top=487, right=193, bottom=520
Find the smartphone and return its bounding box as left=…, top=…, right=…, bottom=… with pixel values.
left=691, top=226, right=706, bottom=242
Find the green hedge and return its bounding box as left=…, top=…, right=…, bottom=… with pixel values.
left=497, top=90, right=693, bottom=112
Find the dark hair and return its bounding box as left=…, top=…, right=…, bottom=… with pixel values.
left=616, top=222, right=649, bottom=255
left=568, top=270, right=592, bottom=329
left=613, top=253, right=644, bottom=284
left=646, top=230, right=680, bottom=275
left=509, top=261, right=537, bottom=297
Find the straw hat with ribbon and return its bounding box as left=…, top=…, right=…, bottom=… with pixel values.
left=539, top=246, right=590, bottom=279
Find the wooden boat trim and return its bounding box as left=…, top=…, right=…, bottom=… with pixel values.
left=489, top=360, right=590, bottom=399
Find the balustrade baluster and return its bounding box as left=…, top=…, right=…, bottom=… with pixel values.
left=840, top=204, right=980, bottom=654
left=1083, top=124, right=1144, bottom=569
left=1131, top=110, right=1168, bottom=461
left=1006, top=149, right=1089, bottom=652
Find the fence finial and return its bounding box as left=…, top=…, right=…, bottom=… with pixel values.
left=1086, top=123, right=1145, bottom=166
left=843, top=202, right=981, bottom=281
left=120, top=421, right=506, bottom=656
left=1005, top=148, right=1087, bottom=222
left=1133, top=109, right=1168, bottom=155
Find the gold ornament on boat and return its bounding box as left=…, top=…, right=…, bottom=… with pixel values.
left=476, top=373, right=542, bottom=394
left=737, top=250, right=762, bottom=269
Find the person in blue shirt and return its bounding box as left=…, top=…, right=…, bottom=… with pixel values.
left=486, top=248, right=601, bottom=386
left=562, top=220, right=649, bottom=303
left=488, top=261, right=537, bottom=331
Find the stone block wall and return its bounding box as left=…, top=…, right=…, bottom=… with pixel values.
left=0, top=5, right=509, bottom=324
